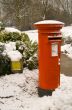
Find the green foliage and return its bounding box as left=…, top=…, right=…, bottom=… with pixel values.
left=10, top=32, right=21, bottom=41
left=0, top=31, right=38, bottom=75
left=16, top=41, right=26, bottom=54
left=21, top=33, right=30, bottom=43
left=0, top=54, right=11, bottom=76
left=0, top=22, right=5, bottom=31
left=0, top=32, right=5, bottom=42
left=0, top=32, right=21, bottom=42
left=0, top=44, right=4, bottom=53
left=0, top=40, right=11, bottom=76
left=27, top=56, right=38, bottom=70
left=16, top=35, right=38, bottom=70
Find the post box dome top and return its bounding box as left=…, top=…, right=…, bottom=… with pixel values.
left=34, top=20, right=64, bottom=25
left=34, top=20, right=64, bottom=30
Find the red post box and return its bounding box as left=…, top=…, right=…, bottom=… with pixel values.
left=34, top=20, right=64, bottom=97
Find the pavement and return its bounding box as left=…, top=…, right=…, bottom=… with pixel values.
left=61, top=53, right=72, bottom=76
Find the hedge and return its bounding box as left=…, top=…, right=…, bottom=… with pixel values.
left=0, top=31, right=38, bottom=76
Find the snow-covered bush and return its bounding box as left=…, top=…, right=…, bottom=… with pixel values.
left=0, top=21, right=5, bottom=31
left=27, top=55, right=38, bottom=70
left=0, top=31, right=32, bottom=43
left=0, top=42, right=11, bottom=76
left=21, top=33, right=30, bottom=43
left=0, top=32, right=21, bottom=42
left=4, top=27, right=21, bottom=33
left=0, top=43, right=4, bottom=53
left=0, top=54, right=11, bottom=76
left=0, top=29, right=38, bottom=74
left=16, top=36, right=38, bottom=70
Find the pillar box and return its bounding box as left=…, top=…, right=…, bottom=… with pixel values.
left=34, top=20, right=64, bottom=97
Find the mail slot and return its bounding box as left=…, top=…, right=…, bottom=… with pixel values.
left=34, top=20, right=64, bottom=97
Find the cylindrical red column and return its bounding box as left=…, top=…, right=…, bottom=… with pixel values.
left=34, top=20, right=64, bottom=97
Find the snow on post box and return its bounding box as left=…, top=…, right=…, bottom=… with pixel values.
left=34, top=20, right=64, bottom=97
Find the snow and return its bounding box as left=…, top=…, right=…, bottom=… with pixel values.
left=34, top=20, right=64, bottom=25
left=4, top=42, right=16, bottom=52
left=24, top=30, right=38, bottom=42
left=7, top=50, right=22, bottom=61
left=1, top=42, right=22, bottom=61
left=61, top=44, right=72, bottom=59
left=25, top=26, right=72, bottom=43
left=61, top=26, right=72, bottom=38
left=0, top=69, right=72, bottom=110
left=0, top=27, right=72, bottom=109
left=25, top=29, right=72, bottom=59
left=4, top=27, right=21, bottom=34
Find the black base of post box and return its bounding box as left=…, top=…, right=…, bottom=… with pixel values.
left=38, top=87, right=55, bottom=97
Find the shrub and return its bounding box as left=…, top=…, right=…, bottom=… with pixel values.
left=0, top=41, right=11, bottom=76
left=16, top=41, right=25, bottom=54
left=27, top=55, right=38, bottom=70
left=0, top=32, right=21, bottom=42
left=0, top=21, right=5, bottom=31
left=0, top=30, right=38, bottom=73
left=21, top=33, right=30, bottom=43
left=16, top=36, right=38, bottom=70
left=0, top=31, right=30, bottom=43
left=0, top=54, right=11, bottom=76
left=9, top=32, right=21, bottom=41
left=0, top=43, right=5, bottom=53
left=0, top=32, right=5, bottom=42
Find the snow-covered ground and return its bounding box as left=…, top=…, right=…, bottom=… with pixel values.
left=0, top=69, right=72, bottom=110
left=0, top=25, right=72, bottom=110
left=61, top=26, right=72, bottom=38
left=61, top=44, right=72, bottom=59
left=61, top=26, right=72, bottom=59
left=24, top=30, right=38, bottom=42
